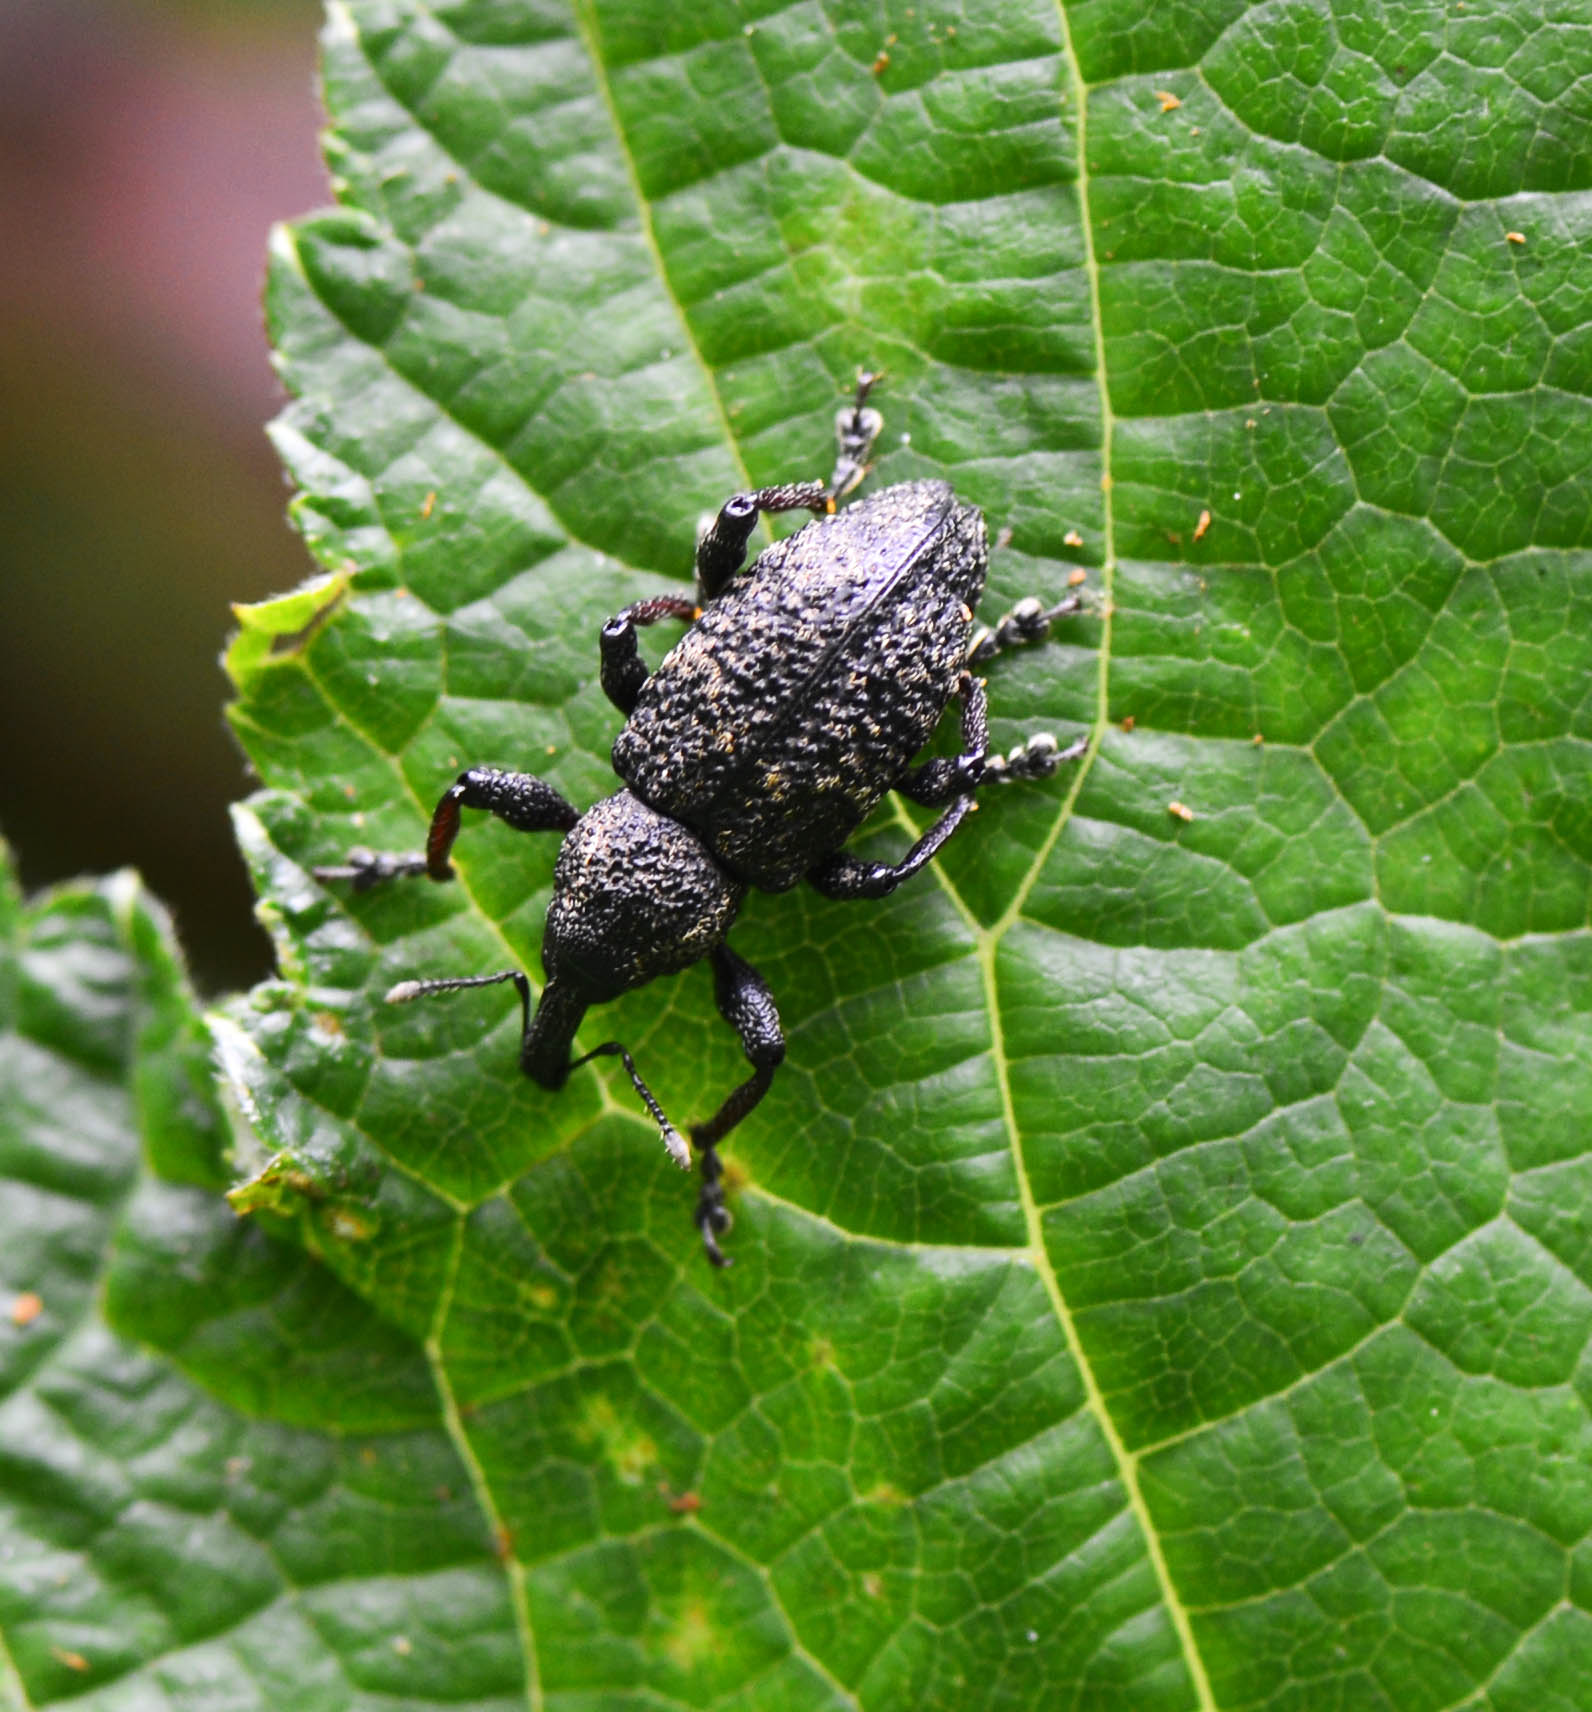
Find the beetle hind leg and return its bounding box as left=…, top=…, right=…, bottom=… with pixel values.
left=812, top=672, right=1085, bottom=901
left=694, top=482, right=830, bottom=604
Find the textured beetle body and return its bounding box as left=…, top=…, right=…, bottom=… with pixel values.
left=315, top=376, right=1087, bottom=1266
left=614, top=480, right=985, bottom=891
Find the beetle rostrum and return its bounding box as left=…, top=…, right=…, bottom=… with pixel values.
left=316, top=374, right=1088, bottom=1266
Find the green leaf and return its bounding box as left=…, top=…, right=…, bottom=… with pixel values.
left=0, top=851, right=520, bottom=1706
left=218, top=1, right=1592, bottom=1706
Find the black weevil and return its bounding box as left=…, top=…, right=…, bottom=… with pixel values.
left=316, top=376, right=1087, bottom=1265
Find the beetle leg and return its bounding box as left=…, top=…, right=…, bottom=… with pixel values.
left=422, top=768, right=580, bottom=879
left=897, top=672, right=1087, bottom=800
left=312, top=849, right=430, bottom=892
left=690, top=945, right=786, bottom=1268
left=599, top=595, right=699, bottom=715
left=967, top=592, right=1087, bottom=666
left=694, top=482, right=830, bottom=603
left=315, top=767, right=579, bottom=891
left=806, top=796, right=977, bottom=901
left=893, top=671, right=992, bottom=807
left=814, top=667, right=1086, bottom=900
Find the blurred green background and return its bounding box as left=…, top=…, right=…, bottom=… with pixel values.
left=0, top=0, right=327, bottom=992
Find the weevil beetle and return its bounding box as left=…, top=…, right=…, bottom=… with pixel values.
left=316, top=375, right=1088, bottom=1266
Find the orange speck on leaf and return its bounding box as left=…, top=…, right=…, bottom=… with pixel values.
left=1193, top=508, right=1212, bottom=541
left=10, top=1292, right=42, bottom=1327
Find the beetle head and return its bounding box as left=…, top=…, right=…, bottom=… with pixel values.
left=542, top=790, right=744, bottom=1003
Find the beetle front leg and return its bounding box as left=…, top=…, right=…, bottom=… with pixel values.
left=691, top=944, right=785, bottom=1268
left=599, top=595, right=699, bottom=715
left=315, top=767, right=579, bottom=891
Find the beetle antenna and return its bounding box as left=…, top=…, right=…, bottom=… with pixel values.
left=386, top=970, right=538, bottom=1072
left=570, top=1040, right=691, bottom=1171
left=385, top=969, right=530, bottom=1010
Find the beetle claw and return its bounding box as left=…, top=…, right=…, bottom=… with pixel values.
left=695, top=1144, right=735, bottom=1267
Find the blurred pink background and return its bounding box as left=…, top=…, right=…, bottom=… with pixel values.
left=0, top=0, right=328, bottom=989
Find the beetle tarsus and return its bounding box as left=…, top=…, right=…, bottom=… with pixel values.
left=827, top=369, right=885, bottom=501
left=312, top=849, right=432, bottom=891
left=967, top=592, right=1087, bottom=666
left=695, top=1144, right=734, bottom=1268
left=981, top=729, right=1089, bottom=784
